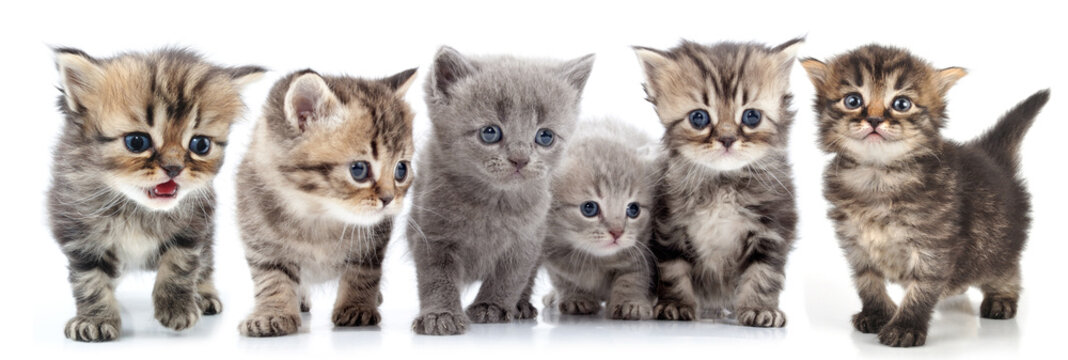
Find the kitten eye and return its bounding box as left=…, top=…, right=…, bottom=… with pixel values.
left=124, top=133, right=152, bottom=153
left=480, top=125, right=502, bottom=144
left=394, top=161, right=408, bottom=182
left=189, top=136, right=211, bottom=155
left=626, top=202, right=641, bottom=219
left=535, top=128, right=554, bottom=147
left=741, top=109, right=762, bottom=128
left=843, top=94, right=864, bottom=109
left=688, top=109, right=711, bottom=129
left=580, top=201, right=599, bottom=217
left=892, top=97, right=912, bottom=112
left=350, top=161, right=371, bottom=182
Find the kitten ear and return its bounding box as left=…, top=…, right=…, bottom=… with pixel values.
left=54, top=47, right=105, bottom=113
left=558, top=53, right=596, bottom=92
left=430, top=46, right=476, bottom=99
left=382, top=67, right=418, bottom=98
left=772, top=37, right=805, bottom=75
left=284, top=72, right=341, bottom=133
left=935, top=67, right=967, bottom=95
left=800, top=58, right=830, bottom=88
left=633, top=46, right=672, bottom=99
left=226, top=65, right=267, bottom=90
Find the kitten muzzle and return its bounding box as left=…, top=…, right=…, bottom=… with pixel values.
left=149, top=180, right=179, bottom=199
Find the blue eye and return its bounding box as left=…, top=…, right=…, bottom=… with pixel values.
left=626, top=202, right=640, bottom=218
left=892, top=96, right=912, bottom=112
left=124, top=133, right=152, bottom=153
left=535, top=128, right=554, bottom=147
left=689, top=109, right=710, bottom=129
left=580, top=201, right=599, bottom=217
left=843, top=94, right=864, bottom=109
left=189, top=136, right=211, bottom=155
left=350, top=161, right=371, bottom=182
left=480, top=125, right=502, bottom=144
left=394, top=161, right=408, bottom=181
left=741, top=109, right=762, bottom=128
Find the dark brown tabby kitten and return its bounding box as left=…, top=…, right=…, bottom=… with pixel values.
left=801, top=45, right=1049, bottom=347
left=48, top=48, right=263, bottom=342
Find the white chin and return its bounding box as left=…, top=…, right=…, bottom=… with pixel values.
left=325, top=206, right=388, bottom=226
left=699, top=156, right=752, bottom=172
left=116, top=186, right=185, bottom=212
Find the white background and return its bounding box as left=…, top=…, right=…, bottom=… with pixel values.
left=3, top=0, right=1065, bottom=358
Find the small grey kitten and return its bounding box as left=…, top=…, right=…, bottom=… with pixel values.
left=408, top=46, right=594, bottom=335
left=634, top=39, right=803, bottom=327
left=539, top=119, right=659, bottom=320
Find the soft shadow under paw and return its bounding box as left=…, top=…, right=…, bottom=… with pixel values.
left=608, top=301, right=653, bottom=320
left=65, top=316, right=120, bottom=342
left=466, top=303, right=512, bottom=323
left=654, top=301, right=695, bottom=321
left=878, top=323, right=928, bottom=347
left=332, top=305, right=381, bottom=327
left=412, top=311, right=468, bottom=335
left=239, top=311, right=301, bottom=337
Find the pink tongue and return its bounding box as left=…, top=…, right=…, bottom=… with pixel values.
left=154, top=180, right=178, bottom=195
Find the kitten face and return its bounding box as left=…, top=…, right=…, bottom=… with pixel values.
left=801, top=45, right=966, bottom=164
left=424, top=46, right=595, bottom=189
left=266, top=69, right=417, bottom=226
left=635, top=39, right=802, bottom=172
left=54, top=48, right=264, bottom=211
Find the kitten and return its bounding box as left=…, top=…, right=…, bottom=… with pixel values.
left=408, top=46, right=594, bottom=335
left=539, top=119, right=659, bottom=320
left=801, top=45, right=1048, bottom=347
left=48, top=48, right=263, bottom=342
left=633, top=39, right=803, bottom=327
left=236, top=68, right=417, bottom=337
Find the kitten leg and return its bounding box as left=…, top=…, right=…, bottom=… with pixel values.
left=195, top=241, right=222, bottom=315
left=64, top=256, right=122, bottom=342
left=332, top=236, right=388, bottom=327
left=734, top=235, right=789, bottom=328
left=549, top=275, right=601, bottom=315
left=980, top=266, right=1021, bottom=319
left=607, top=270, right=654, bottom=320
left=878, top=280, right=943, bottom=347
left=654, top=259, right=698, bottom=321
left=466, top=249, right=537, bottom=323
left=412, top=244, right=467, bottom=335
left=239, top=261, right=302, bottom=337
left=514, top=264, right=540, bottom=320
left=845, top=247, right=897, bottom=333
left=153, top=240, right=204, bottom=331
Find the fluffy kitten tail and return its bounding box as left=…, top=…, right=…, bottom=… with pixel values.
left=971, top=89, right=1050, bottom=172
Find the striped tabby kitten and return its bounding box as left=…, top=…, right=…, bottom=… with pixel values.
left=540, top=119, right=658, bottom=320
left=801, top=45, right=1048, bottom=347
left=634, top=39, right=802, bottom=327
left=236, top=68, right=417, bottom=337
left=48, top=48, right=263, bottom=342
left=409, top=46, right=593, bottom=335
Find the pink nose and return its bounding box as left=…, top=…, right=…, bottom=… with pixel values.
left=609, top=230, right=623, bottom=240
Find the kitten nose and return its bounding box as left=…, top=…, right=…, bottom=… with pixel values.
left=608, top=229, right=624, bottom=241
left=162, top=165, right=183, bottom=178
left=509, top=157, right=529, bottom=170
left=867, top=118, right=884, bottom=129
left=718, top=136, right=737, bottom=149
left=379, top=194, right=394, bottom=206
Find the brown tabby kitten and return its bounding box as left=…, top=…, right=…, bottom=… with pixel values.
left=48, top=48, right=263, bottom=342
left=801, top=45, right=1049, bottom=347
left=236, top=68, right=417, bottom=337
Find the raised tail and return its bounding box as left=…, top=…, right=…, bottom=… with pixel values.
left=970, top=89, right=1050, bottom=172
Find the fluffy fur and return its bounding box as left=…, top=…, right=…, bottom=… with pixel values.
left=539, top=119, right=659, bottom=320
left=634, top=39, right=802, bottom=327
left=801, top=45, right=1048, bottom=347
left=48, top=47, right=264, bottom=342
left=408, top=46, right=594, bottom=335
left=236, top=68, right=417, bottom=337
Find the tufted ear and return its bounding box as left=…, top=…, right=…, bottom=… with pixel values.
left=226, top=65, right=267, bottom=90
left=935, top=67, right=967, bottom=95
left=632, top=46, right=673, bottom=100
left=429, top=46, right=476, bottom=99
left=284, top=72, right=341, bottom=133
left=772, top=37, right=805, bottom=76
left=54, top=47, right=105, bottom=113
left=382, top=67, right=418, bottom=98
left=558, top=53, right=596, bottom=93
left=800, top=58, right=830, bottom=89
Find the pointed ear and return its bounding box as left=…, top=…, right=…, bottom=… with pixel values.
left=284, top=72, right=340, bottom=133
left=54, top=47, right=105, bottom=112
left=800, top=58, right=830, bottom=88
left=430, top=46, right=476, bottom=99
left=382, top=67, right=418, bottom=98
left=633, top=46, right=673, bottom=99
left=771, top=37, right=805, bottom=75
left=558, top=53, right=595, bottom=92
left=935, top=67, right=967, bottom=94
left=227, top=65, right=267, bottom=90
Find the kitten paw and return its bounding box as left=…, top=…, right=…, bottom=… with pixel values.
left=654, top=301, right=695, bottom=321
left=300, top=299, right=311, bottom=313
left=736, top=308, right=786, bottom=327
left=878, top=323, right=928, bottom=347
left=239, top=311, right=301, bottom=337
left=608, top=301, right=653, bottom=320
left=980, top=297, right=1018, bottom=319
left=412, top=311, right=468, bottom=335
left=516, top=301, right=538, bottom=320
left=466, top=303, right=512, bottom=323
left=155, top=301, right=201, bottom=331
left=559, top=298, right=601, bottom=315
left=332, top=305, right=381, bottom=327
left=65, top=316, right=120, bottom=342
left=198, top=293, right=223, bottom=315
left=852, top=311, right=891, bottom=333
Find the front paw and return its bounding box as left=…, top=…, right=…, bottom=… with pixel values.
left=65, top=316, right=120, bottom=342
left=516, top=300, right=538, bottom=320
left=878, top=322, right=928, bottom=347
left=332, top=305, right=381, bottom=327
left=155, top=300, right=201, bottom=331
left=197, top=293, right=223, bottom=316
left=654, top=300, right=695, bottom=321
left=559, top=298, right=601, bottom=315
left=737, top=307, right=786, bottom=327
left=239, top=311, right=301, bottom=337
left=852, top=310, right=892, bottom=333
left=412, top=311, right=468, bottom=335
left=608, top=301, right=653, bottom=320
left=980, top=296, right=1018, bottom=319
left=466, top=303, right=512, bottom=323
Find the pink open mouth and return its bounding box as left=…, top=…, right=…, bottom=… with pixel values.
left=148, top=180, right=179, bottom=199
left=864, top=132, right=885, bottom=141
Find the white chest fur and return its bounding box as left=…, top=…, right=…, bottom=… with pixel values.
left=841, top=209, right=920, bottom=282
left=102, top=218, right=164, bottom=271
left=681, top=190, right=755, bottom=275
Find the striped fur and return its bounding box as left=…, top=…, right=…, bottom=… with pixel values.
left=48, top=47, right=263, bottom=342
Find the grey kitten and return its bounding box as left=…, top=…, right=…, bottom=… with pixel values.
left=48, top=48, right=263, bottom=341
left=634, top=39, right=803, bottom=327
left=236, top=68, right=417, bottom=337
left=540, top=119, right=659, bottom=320
left=408, top=46, right=594, bottom=335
